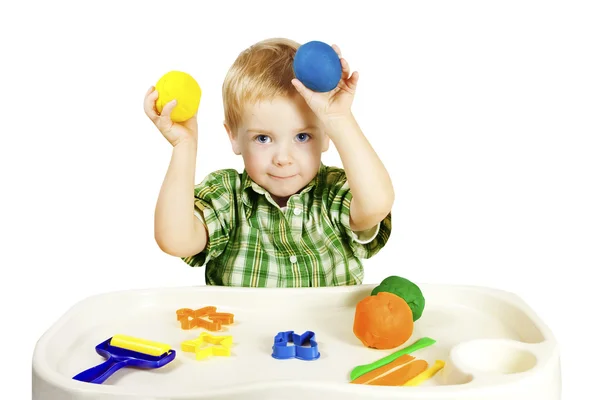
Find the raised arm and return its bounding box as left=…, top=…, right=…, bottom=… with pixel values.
left=324, top=115, right=394, bottom=231
left=291, top=44, right=394, bottom=232
left=143, top=86, right=207, bottom=257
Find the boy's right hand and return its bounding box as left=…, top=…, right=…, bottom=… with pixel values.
left=143, top=86, right=198, bottom=147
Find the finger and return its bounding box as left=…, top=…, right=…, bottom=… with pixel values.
left=347, top=71, right=359, bottom=91
left=340, top=58, right=350, bottom=81
left=143, top=86, right=159, bottom=121
left=154, top=99, right=176, bottom=133
left=331, top=44, right=342, bottom=57
left=159, top=99, right=177, bottom=120
left=291, top=78, right=314, bottom=100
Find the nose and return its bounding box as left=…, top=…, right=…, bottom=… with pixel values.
left=273, top=144, right=293, bottom=166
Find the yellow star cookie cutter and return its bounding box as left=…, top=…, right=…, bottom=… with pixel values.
left=181, top=332, right=233, bottom=360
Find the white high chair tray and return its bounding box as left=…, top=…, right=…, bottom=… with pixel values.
left=32, top=284, right=561, bottom=399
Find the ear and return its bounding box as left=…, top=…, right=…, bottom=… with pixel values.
left=224, top=122, right=241, bottom=155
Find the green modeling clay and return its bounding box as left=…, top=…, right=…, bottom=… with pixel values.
left=371, top=276, right=426, bottom=321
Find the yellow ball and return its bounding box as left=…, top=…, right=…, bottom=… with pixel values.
left=155, top=71, right=201, bottom=122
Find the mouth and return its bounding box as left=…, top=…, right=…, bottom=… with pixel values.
left=269, top=174, right=297, bottom=180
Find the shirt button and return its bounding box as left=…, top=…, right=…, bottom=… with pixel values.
left=293, top=208, right=301, bottom=215
left=289, top=255, right=297, bottom=263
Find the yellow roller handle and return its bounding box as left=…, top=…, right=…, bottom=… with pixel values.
left=110, top=334, right=171, bottom=356
left=403, top=360, right=445, bottom=386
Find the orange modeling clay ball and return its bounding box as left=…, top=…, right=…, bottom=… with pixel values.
left=353, top=291, right=414, bottom=349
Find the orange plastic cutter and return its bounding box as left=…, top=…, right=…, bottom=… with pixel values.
left=176, top=306, right=234, bottom=331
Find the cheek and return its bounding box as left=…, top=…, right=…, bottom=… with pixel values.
left=242, top=145, right=270, bottom=170
left=291, top=145, right=320, bottom=169
left=307, top=141, right=324, bottom=158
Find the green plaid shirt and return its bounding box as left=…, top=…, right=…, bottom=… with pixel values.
left=182, top=163, right=392, bottom=287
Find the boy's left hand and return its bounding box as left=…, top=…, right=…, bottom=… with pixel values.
left=291, top=44, right=358, bottom=124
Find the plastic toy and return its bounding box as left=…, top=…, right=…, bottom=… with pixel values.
left=353, top=291, right=415, bottom=349
left=271, top=330, right=320, bottom=360
left=404, top=360, right=445, bottom=386
left=293, top=41, right=342, bottom=92
left=351, top=354, right=415, bottom=384
left=181, top=332, right=233, bottom=360
left=176, top=306, right=234, bottom=331
left=155, top=70, right=201, bottom=122
left=371, top=275, right=426, bottom=321
left=72, top=334, right=176, bottom=384
left=367, top=359, right=429, bottom=386
left=351, top=338, right=442, bottom=386
left=350, top=337, right=435, bottom=381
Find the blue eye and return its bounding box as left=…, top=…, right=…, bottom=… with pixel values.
left=296, top=133, right=310, bottom=142
left=255, top=135, right=271, bottom=143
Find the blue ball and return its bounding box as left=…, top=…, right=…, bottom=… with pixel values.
left=293, top=41, right=342, bottom=92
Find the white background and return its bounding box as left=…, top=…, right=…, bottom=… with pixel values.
left=1, top=0, right=598, bottom=398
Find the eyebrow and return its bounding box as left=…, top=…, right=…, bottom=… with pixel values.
left=246, top=127, right=318, bottom=135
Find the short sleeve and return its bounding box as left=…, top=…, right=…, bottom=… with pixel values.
left=181, top=170, right=235, bottom=267
left=327, top=168, right=392, bottom=259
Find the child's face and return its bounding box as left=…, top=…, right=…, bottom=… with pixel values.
left=226, top=94, right=329, bottom=206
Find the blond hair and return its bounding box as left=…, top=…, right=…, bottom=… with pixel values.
left=222, top=38, right=300, bottom=133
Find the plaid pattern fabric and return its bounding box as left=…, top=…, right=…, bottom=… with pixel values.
left=182, top=163, right=392, bottom=287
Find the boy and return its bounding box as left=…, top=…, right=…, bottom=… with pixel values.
left=143, top=38, right=393, bottom=287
